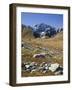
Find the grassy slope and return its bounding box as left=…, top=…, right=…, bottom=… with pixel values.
left=22, top=31, right=63, bottom=51
left=21, top=29, right=63, bottom=77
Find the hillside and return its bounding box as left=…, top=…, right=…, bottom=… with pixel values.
left=21, top=24, right=63, bottom=77
left=22, top=27, right=34, bottom=39
left=22, top=31, right=63, bottom=51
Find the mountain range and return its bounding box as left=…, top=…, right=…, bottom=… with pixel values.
left=22, top=23, right=63, bottom=38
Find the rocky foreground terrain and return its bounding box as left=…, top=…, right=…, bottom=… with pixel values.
left=21, top=40, right=63, bottom=77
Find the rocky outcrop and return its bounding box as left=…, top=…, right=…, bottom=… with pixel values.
left=22, top=62, right=63, bottom=75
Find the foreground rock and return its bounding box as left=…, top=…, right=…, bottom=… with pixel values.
left=49, top=63, right=59, bottom=72
left=33, top=53, right=46, bottom=58
left=22, top=62, right=38, bottom=72
left=22, top=62, right=63, bottom=75
left=49, top=63, right=63, bottom=75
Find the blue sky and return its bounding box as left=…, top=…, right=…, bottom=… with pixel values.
left=21, top=12, right=63, bottom=29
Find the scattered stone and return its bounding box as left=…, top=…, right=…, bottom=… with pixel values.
left=55, top=70, right=63, bottom=75
left=49, top=63, right=59, bottom=72
left=54, top=66, right=63, bottom=75
left=21, top=42, right=25, bottom=48
left=22, top=62, right=63, bottom=75
left=33, top=53, right=46, bottom=58
left=30, top=69, right=37, bottom=73
left=39, top=62, right=50, bottom=73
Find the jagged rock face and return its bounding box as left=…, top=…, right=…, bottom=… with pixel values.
left=33, top=23, right=57, bottom=38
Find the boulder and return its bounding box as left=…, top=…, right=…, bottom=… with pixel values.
left=33, top=53, right=45, bottom=58
left=54, top=66, right=63, bottom=75
left=49, top=63, right=59, bottom=72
